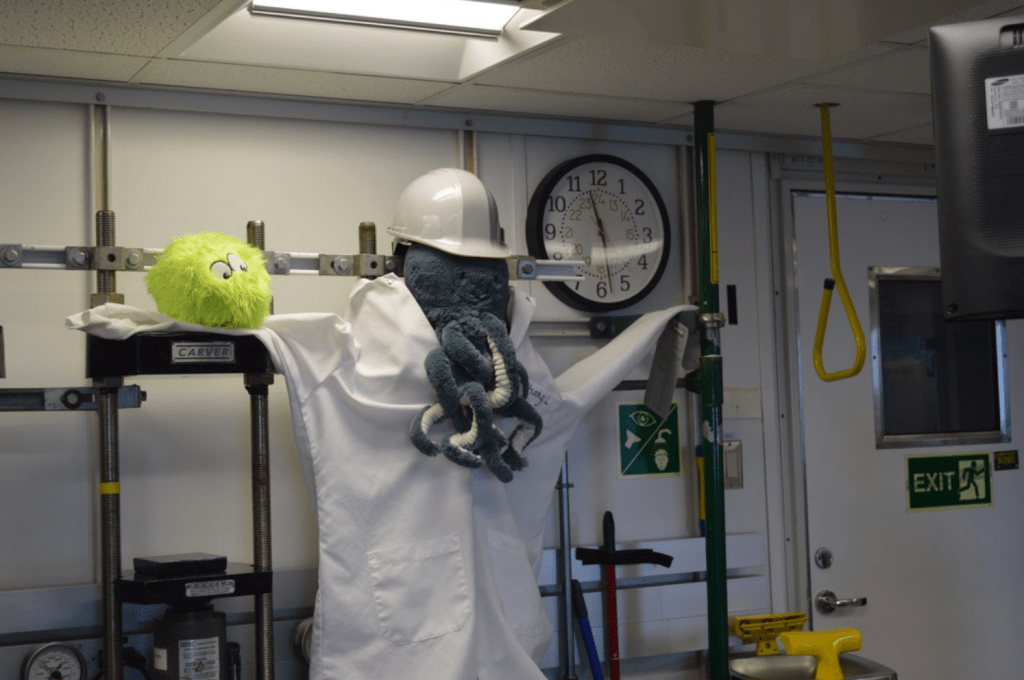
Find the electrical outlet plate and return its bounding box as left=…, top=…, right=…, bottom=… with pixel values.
left=724, top=440, right=743, bottom=489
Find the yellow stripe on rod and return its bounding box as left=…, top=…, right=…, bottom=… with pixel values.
left=708, top=132, right=719, bottom=286
left=99, top=482, right=120, bottom=495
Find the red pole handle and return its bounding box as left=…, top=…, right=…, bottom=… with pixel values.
left=605, top=563, right=620, bottom=680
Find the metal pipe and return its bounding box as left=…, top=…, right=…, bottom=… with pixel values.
left=693, top=100, right=729, bottom=680
left=247, top=377, right=275, bottom=680
left=97, top=383, right=123, bottom=680
left=557, top=455, right=578, bottom=680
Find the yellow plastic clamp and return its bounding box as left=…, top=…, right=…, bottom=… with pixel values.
left=730, top=612, right=808, bottom=656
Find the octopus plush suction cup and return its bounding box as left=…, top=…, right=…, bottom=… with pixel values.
left=146, top=232, right=272, bottom=329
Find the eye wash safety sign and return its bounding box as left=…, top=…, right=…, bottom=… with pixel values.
left=905, top=452, right=992, bottom=511
left=618, top=401, right=681, bottom=478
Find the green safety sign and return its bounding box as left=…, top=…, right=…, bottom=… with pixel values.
left=618, top=402, right=681, bottom=478
left=906, top=452, right=992, bottom=512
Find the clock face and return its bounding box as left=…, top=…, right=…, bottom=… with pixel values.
left=526, top=154, right=671, bottom=312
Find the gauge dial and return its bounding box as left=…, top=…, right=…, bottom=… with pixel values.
left=22, top=642, right=88, bottom=680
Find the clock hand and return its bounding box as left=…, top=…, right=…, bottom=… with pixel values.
left=588, top=191, right=613, bottom=284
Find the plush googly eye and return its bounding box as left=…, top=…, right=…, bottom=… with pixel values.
left=227, top=253, right=248, bottom=272
left=210, top=261, right=232, bottom=280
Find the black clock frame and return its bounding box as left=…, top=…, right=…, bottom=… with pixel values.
left=525, top=154, right=672, bottom=312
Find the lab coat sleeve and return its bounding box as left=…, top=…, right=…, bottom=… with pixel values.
left=507, top=304, right=696, bottom=572
left=554, top=305, right=695, bottom=415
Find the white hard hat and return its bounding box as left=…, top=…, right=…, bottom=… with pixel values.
left=388, top=168, right=511, bottom=259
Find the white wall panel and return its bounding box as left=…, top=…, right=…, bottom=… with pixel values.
left=0, top=99, right=94, bottom=590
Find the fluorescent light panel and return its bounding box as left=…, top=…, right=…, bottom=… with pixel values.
left=249, top=0, right=520, bottom=38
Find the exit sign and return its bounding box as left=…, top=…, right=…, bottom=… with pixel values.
left=906, top=452, right=992, bottom=512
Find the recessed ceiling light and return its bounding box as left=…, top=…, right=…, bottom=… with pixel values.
left=249, top=0, right=521, bottom=38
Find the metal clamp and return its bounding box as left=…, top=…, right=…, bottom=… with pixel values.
left=0, top=244, right=23, bottom=267
left=511, top=256, right=583, bottom=281
left=318, top=254, right=401, bottom=277
left=815, top=589, right=867, bottom=614
left=0, top=385, right=144, bottom=412
left=93, top=246, right=124, bottom=271
left=700, top=312, right=726, bottom=329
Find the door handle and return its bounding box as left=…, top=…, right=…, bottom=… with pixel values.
left=815, top=590, right=867, bottom=614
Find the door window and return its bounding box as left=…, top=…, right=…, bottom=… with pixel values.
left=869, top=266, right=1009, bottom=448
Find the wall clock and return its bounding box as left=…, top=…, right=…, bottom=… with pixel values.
left=526, top=154, right=672, bottom=312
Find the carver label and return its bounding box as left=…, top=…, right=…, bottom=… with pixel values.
left=172, top=342, right=235, bottom=364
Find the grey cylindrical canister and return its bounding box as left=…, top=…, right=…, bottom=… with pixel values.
left=153, top=604, right=228, bottom=680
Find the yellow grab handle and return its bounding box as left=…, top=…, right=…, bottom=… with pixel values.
left=779, top=627, right=861, bottom=680
left=812, top=103, right=865, bottom=383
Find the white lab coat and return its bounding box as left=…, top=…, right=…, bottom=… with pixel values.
left=68, top=275, right=691, bottom=680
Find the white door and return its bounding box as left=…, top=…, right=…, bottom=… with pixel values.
left=788, top=187, right=1024, bottom=680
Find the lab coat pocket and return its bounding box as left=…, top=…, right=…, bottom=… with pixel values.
left=366, top=533, right=471, bottom=645
left=488, top=530, right=551, bottom=639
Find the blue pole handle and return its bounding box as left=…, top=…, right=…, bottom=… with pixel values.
left=573, top=580, right=605, bottom=680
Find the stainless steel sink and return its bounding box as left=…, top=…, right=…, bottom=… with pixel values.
left=730, top=652, right=897, bottom=680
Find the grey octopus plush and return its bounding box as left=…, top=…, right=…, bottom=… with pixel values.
left=404, top=242, right=543, bottom=483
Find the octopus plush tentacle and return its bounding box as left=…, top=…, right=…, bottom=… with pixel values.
left=423, top=347, right=472, bottom=433
left=441, top=382, right=512, bottom=479
left=498, top=397, right=542, bottom=472
left=403, top=242, right=544, bottom=482
left=441, top=319, right=493, bottom=384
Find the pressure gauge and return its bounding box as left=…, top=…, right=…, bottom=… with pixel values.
left=526, top=154, right=672, bottom=312
left=21, top=642, right=88, bottom=680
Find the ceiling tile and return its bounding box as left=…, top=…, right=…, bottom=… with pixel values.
left=133, top=60, right=455, bottom=104
left=423, top=83, right=692, bottom=123
left=522, top=0, right=981, bottom=60
left=0, top=0, right=232, bottom=56
left=474, top=36, right=893, bottom=103
left=666, top=84, right=933, bottom=140
left=804, top=47, right=932, bottom=95
left=0, top=45, right=149, bottom=82
left=871, top=122, right=935, bottom=145
left=881, top=0, right=1024, bottom=45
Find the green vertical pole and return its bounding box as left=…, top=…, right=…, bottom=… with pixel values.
left=693, top=100, right=729, bottom=680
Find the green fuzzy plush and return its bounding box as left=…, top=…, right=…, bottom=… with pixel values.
left=145, top=232, right=272, bottom=329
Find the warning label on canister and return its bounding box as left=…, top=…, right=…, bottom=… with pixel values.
left=179, top=637, right=219, bottom=680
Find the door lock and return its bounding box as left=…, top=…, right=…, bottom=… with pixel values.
left=815, top=590, right=867, bottom=614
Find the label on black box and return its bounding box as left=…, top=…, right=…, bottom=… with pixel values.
left=172, top=342, right=235, bottom=364
left=185, top=579, right=235, bottom=598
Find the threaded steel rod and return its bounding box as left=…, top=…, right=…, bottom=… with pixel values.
left=247, top=220, right=266, bottom=251
left=358, top=222, right=377, bottom=255
left=96, top=210, right=116, bottom=295
left=248, top=380, right=274, bottom=680
left=97, top=385, right=123, bottom=680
